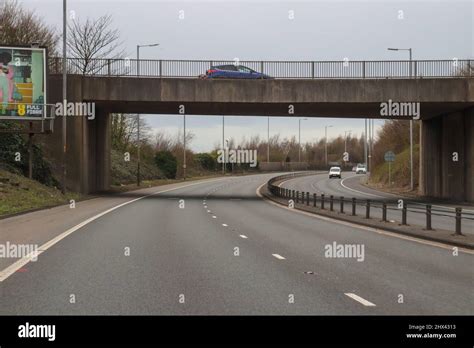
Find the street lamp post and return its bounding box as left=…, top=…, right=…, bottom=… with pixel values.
left=136, top=43, right=159, bottom=186
left=137, top=43, right=159, bottom=77
left=183, top=113, right=186, bottom=180
left=61, top=0, right=67, bottom=193
left=267, top=116, right=270, bottom=163
left=298, top=118, right=307, bottom=163
left=325, top=125, right=333, bottom=166
left=222, top=116, right=225, bottom=175
left=388, top=47, right=414, bottom=191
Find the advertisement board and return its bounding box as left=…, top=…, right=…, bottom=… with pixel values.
left=0, top=45, right=47, bottom=120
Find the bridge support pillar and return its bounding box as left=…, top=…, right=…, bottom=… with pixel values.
left=86, top=108, right=111, bottom=193
left=420, top=107, right=474, bottom=202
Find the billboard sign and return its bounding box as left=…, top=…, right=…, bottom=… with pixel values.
left=0, top=45, right=47, bottom=120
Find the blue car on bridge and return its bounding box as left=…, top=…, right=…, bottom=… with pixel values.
left=201, top=64, right=272, bottom=79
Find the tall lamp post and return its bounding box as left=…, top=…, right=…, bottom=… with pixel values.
left=61, top=0, right=67, bottom=193
left=267, top=116, right=270, bottom=163
left=388, top=47, right=414, bottom=191
left=222, top=116, right=225, bottom=175
left=298, top=118, right=308, bottom=163
left=137, top=43, right=159, bottom=76
left=183, top=113, right=186, bottom=180
left=136, top=43, right=159, bottom=186
left=325, top=125, right=333, bottom=166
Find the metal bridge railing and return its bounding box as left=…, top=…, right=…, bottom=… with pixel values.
left=48, top=58, right=474, bottom=79
left=267, top=173, right=473, bottom=235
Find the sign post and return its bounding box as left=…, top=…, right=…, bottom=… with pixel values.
left=384, top=151, right=395, bottom=187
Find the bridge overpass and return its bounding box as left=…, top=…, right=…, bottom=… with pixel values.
left=44, top=59, right=474, bottom=202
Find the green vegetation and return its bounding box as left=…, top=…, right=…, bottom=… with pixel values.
left=154, top=151, right=177, bottom=179
left=368, top=119, right=420, bottom=191
left=0, top=123, right=59, bottom=187
left=370, top=142, right=419, bottom=191
left=0, top=169, right=82, bottom=216
left=111, top=149, right=163, bottom=185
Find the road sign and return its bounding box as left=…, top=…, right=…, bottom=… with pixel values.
left=384, top=151, right=395, bottom=162
left=0, top=45, right=47, bottom=120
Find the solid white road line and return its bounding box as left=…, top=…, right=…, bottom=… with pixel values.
left=272, top=254, right=286, bottom=260
left=344, top=293, right=376, bottom=306
left=340, top=176, right=386, bottom=198
left=0, top=177, right=228, bottom=283
left=239, top=235, right=248, bottom=239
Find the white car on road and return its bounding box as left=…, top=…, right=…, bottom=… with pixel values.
left=329, top=167, right=342, bottom=179
left=356, top=164, right=367, bottom=174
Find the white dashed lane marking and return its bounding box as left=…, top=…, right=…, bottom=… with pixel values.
left=239, top=235, right=248, bottom=239
left=272, top=254, right=286, bottom=260
left=344, top=293, right=376, bottom=306
left=222, top=224, right=228, bottom=227
left=212, top=216, right=217, bottom=219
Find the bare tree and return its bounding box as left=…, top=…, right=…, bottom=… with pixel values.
left=0, top=0, right=58, bottom=54
left=67, top=15, right=124, bottom=75
left=111, top=114, right=151, bottom=151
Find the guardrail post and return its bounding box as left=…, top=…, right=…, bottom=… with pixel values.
left=352, top=198, right=356, bottom=216
left=365, top=199, right=370, bottom=219
left=362, top=61, right=366, bottom=79
left=107, top=59, right=111, bottom=76
left=402, top=202, right=407, bottom=225
left=159, top=60, right=162, bottom=78
left=340, top=197, right=344, bottom=213
left=260, top=61, right=264, bottom=78
left=296, top=191, right=299, bottom=204
left=382, top=203, right=387, bottom=222
left=455, top=207, right=462, bottom=235
left=306, top=192, right=310, bottom=205
left=321, top=194, right=325, bottom=210
left=426, top=204, right=432, bottom=230
left=311, top=61, right=314, bottom=79
left=313, top=193, right=317, bottom=207
left=330, top=195, right=334, bottom=211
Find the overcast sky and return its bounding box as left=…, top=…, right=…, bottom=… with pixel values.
left=21, top=0, right=473, bottom=152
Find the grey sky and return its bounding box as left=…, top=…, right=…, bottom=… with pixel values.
left=21, top=0, right=473, bottom=152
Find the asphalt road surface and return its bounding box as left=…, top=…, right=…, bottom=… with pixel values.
left=279, top=172, right=474, bottom=235
left=0, top=174, right=472, bottom=315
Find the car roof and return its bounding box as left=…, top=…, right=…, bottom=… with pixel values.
left=330, top=167, right=341, bottom=170
left=212, top=64, right=254, bottom=71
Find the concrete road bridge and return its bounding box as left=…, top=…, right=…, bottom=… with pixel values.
left=44, top=58, right=473, bottom=201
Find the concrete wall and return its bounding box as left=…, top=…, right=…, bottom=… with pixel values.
left=420, top=107, right=474, bottom=202
left=49, top=75, right=474, bottom=118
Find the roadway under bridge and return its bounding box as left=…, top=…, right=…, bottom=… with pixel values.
left=45, top=72, right=474, bottom=202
